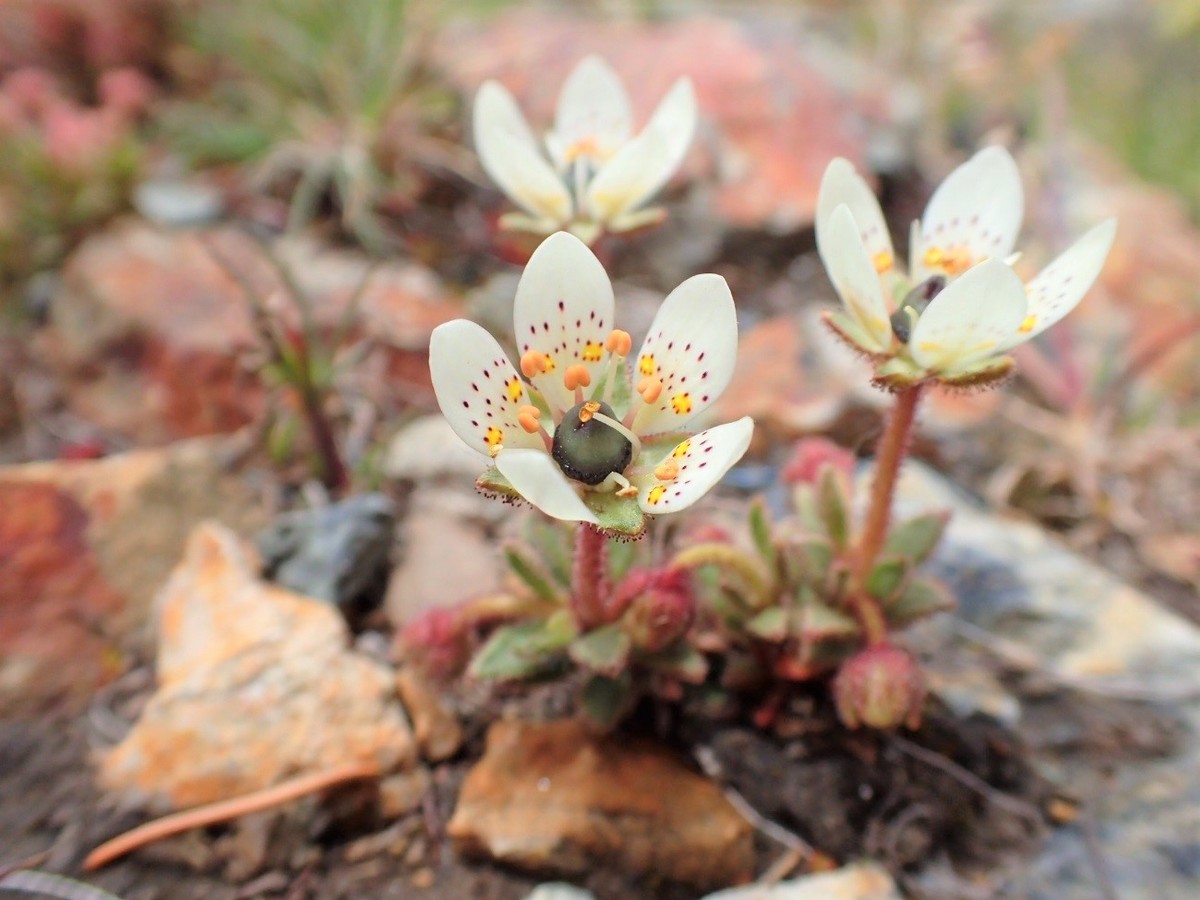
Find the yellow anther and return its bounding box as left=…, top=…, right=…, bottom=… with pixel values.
left=671, top=393, right=693, bottom=415
left=517, top=405, right=542, bottom=433
left=872, top=250, right=894, bottom=274
left=654, top=459, right=680, bottom=481
left=638, top=354, right=656, bottom=376
left=605, top=329, right=632, bottom=356
left=579, top=401, right=601, bottom=423
left=647, top=485, right=667, bottom=506
left=563, top=364, right=592, bottom=391
left=582, top=340, right=604, bottom=363
left=505, top=377, right=524, bottom=404
left=1018, top=314, right=1037, bottom=334
left=637, top=376, right=663, bottom=403
left=520, top=350, right=549, bottom=378
left=671, top=440, right=691, bottom=458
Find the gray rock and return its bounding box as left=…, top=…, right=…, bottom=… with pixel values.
left=522, top=884, right=597, bottom=900
left=257, top=493, right=396, bottom=614
left=133, top=180, right=224, bottom=227
left=889, top=462, right=1200, bottom=899
left=700, top=862, right=900, bottom=899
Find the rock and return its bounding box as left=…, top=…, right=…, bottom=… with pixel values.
left=98, top=523, right=414, bottom=810
left=383, top=414, right=486, bottom=484
left=888, top=462, right=1200, bottom=898
left=0, top=438, right=265, bottom=715
left=257, top=493, right=396, bottom=614
left=700, top=862, right=900, bottom=899
left=133, top=179, right=224, bottom=227
left=385, top=488, right=503, bottom=627
left=524, top=885, right=597, bottom=900
left=378, top=767, right=431, bottom=819
left=395, top=667, right=464, bottom=762
left=439, top=13, right=865, bottom=233
left=38, top=220, right=463, bottom=443
left=447, top=718, right=754, bottom=891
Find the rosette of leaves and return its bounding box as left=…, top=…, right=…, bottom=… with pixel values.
left=467, top=518, right=709, bottom=729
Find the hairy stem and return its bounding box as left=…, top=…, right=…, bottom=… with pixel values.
left=671, top=543, right=772, bottom=609
left=571, top=523, right=610, bottom=629
left=851, top=384, right=924, bottom=644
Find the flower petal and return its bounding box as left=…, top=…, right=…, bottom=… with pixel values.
left=549, top=55, right=633, bottom=169
left=474, top=80, right=572, bottom=224
left=631, top=273, right=738, bottom=436
left=816, top=158, right=895, bottom=274
left=999, top=217, right=1117, bottom=350
left=635, top=417, right=754, bottom=514
left=495, top=448, right=599, bottom=523
left=430, top=320, right=545, bottom=457
left=584, top=77, right=696, bottom=223
left=514, top=231, right=616, bottom=416
left=911, top=146, right=1024, bottom=282
left=819, top=204, right=893, bottom=353
left=908, top=258, right=1028, bottom=374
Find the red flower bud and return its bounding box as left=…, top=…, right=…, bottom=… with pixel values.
left=781, top=437, right=855, bottom=486
left=401, top=607, right=469, bottom=677
left=616, top=567, right=695, bottom=653
left=833, top=643, right=925, bottom=730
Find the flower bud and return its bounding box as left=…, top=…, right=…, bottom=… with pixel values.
left=401, top=607, right=469, bottom=677
left=833, top=643, right=925, bottom=730
left=781, top=437, right=854, bottom=486
left=615, top=567, right=695, bottom=653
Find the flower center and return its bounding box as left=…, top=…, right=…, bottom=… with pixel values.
left=890, top=275, right=946, bottom=344
left=551, top=400, right=633, bottom=485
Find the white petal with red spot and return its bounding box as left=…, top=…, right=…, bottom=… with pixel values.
left=999, top=217, right=1117, bottom=350
left=474, top=81, right=572, bottom=225
left=549, top=55, right=632, bottom=169
left=909, top=259, right=1028, bottom=374
left=635, top=417, right=754, bottom=514
left=911, top=146, right=1023, bottom=282
left=816, top=158, right=895, bottom=273
left=495, top=448, right=599, bottom=524
left=631, top=272, right=738, bottom=436
left=819, top=204, right=893, bottom=353
left=429, top=320, right=543, bottom=457
left=584, top=78, right=696, bottom=224
left=514, top=232, right=615, bottom=416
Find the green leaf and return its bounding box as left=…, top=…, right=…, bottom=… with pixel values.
left=783, top=537, right=834, bottom=588
left=817, top=466, right=851, bottom=549
left=503, top=546, right=565, bottom=605
left=468, top=612, right=577, bottom=681
left=641, top=643, right=708, bottom=684
left=866, top=556, right=909, bottom=602
left=886, top=577, right=955, bottom=626
left=579, top=673, right=633, bottom=731
left=883, top=512, right=950, bottom=565
left=583, top=490, right=646, bottom=538
left=568, top=623, right=632, bottom=676
left=745, top=605, right=789, bottom=641
left=795, top=597, right=859, bottom=642
left=748, top=500, right=778, bottom=571
left=607, top=536, right=638, bottom=583
left=523, top=519, right=575, bottom=588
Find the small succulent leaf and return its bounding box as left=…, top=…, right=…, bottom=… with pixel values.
left=886, top=577, right=956, bottom=626
left=583, top=489, right=646, bottom=538
left=817, top=466, right=851, bottom=550
left=469, top=613, right=577, bottom=681
left=748, top=499, right=778, bottom=572
left=523, top=518, right=575, bottom=588
left=607, top=537, right=638, bottom=583
left=783, top=536, right=835, bottom=587
left=746, top=606, right=789, bottom=641
left=798, top=599, right=860, bottom=641
left=866, top=556, right=909, bottom=602
left=882, top=511, right=950, bottom=565
left=641, top=642, right=708, bottom=684
left=580, top=672, right=634, bottom=730
left=569, top=622, right=633, bottom=676
left=504, top=546, right=565, bottom=604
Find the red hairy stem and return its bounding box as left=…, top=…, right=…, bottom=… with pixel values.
left=571, top=522, right=610, bottom=629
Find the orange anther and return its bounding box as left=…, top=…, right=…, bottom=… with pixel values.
left=637, top=376, right=663, bottom=403
left=520, top=350, right=549, bottom=378
left=605, top=329, right=633, bottom=356
left=654, top=459, right=680, bottom=481
left=579, top=401, right=601, bottom=423
left=563, top=364, right=592, bottom=391
left=517, top=405, right=542, bottom=433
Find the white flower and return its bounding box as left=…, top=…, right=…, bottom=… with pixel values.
left=473, top=55, right=697, bottom=244
left=815, top=146, right=1117, bottom=385
left=429, top=231, right=752, bottom=532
